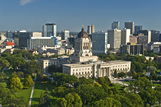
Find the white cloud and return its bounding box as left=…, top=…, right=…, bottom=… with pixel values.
left=20, top=0, right=33, bottom=6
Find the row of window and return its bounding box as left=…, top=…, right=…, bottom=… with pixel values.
left=112, top=64, right=129, bottom=68
left=45, top=62, right=58, bottom=65
left=73, top=68, right=91, bottom=71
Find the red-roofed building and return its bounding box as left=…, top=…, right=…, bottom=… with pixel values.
left=6, top=41, right=14, bottom=46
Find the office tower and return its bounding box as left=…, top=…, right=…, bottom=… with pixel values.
left=13, top=31, right=31, bottom=47
left=108, top=29, right=121, bottom=50
left=135, top=26, right=142, bottom=34
left=121, top=28, right=130, bottom=45
left=6, top=31, right=13, bottom=39
left=87, top=25, right=91, bottom=34
left=61, top=30, right=70, bottom=40
left=92, top=31, right=108, bottom=54
left=112, top=21, right=120, bottom=29
left=129, top=36, right=138, bottom=44
left=43, top=23, right=56, bottom=37
left=27, top=37, right=54, bottom=50
left=31, top=32, right=42, bottom=37
left=137, top=30, right=151, bottom=43
left=151, top=30, right=160, bottom=42
left=91, top=25, right=95, bottom=33
left=125, top=22, right=134, bottom=34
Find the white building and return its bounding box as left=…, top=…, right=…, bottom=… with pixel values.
left=31, top=32, right=42, bottom=37
left=61, top=30, right=70, bottom=40
left=121, top=28, right=130, bottom=45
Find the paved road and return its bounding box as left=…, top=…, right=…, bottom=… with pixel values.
left=110, top=78, right=129, bottom=86
left=28, top=78, right=36, bottom=107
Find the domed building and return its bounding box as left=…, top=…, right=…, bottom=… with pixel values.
left=70, top=27, right=98, bottom=63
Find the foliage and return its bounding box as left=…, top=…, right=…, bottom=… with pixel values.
left=7, top=73, right=23, bottom=90
left=47, top=64, right=62, bottom=74
left=24, top=75, right=34, bottom=87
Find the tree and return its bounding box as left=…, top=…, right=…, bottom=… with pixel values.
left=24, top=75, right=34, bottom=87
left=118, top=72, right=126, bottom=78
left=56, top=98, right=67, bottom=107
left=44, top=88, right=50, bottom=106
left=113, top=70, right=118, bottom=78
left=47, top=65, right=62, bottom=74
left=0, top=58, right=10, bottom=70
left=39, top=92, right=44, bottom=107
left=94, top=97, right=121, bottom=107
left=7, top=73, right=23, bottom=90
left=65, top=93, right=82, bottom=107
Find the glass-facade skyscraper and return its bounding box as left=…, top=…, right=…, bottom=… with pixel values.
left=43, top=23, right=57, bottom=37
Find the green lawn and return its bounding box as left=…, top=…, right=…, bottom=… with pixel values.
left=31, top=81, right=55, bottom=107
left=15, top=87, right=32, bottom=105
left=110, top=83, right=126, bottom=93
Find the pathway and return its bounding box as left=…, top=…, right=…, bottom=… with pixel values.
left=28, top=78, right=36, bottom=107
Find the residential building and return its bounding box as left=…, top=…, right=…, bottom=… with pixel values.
left=125, top=22, right=134, bottom=34
left=43, top=23, right=56, bottom=37
left=92, top=31, right=108, bottom=54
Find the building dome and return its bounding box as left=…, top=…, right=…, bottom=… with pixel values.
left=77, top=28, right=89, bottom=38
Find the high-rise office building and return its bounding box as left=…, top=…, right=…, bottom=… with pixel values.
left=92, top=31, right=108, bottom=54
left=43, top=23, right=56, bottom=37
left=112, top=21, right=120, bottom=29
left=87, top=25, right=95, bottom=34
left=87, top=25, right=91, bottom=34
left=108, top=29, right=121, bottom=50
left=151, top=30, right=160, bottom=42
left=121, top=28, right=130, bottom=45
left=61, top=30, right=70, bottom=40
left=137, top=30, right=151, bottom=43
left=135, top=26, right=142, bottom=34
left=91, top=25, right=95, bottom=33
left=125, top=22, right=134, bottom=34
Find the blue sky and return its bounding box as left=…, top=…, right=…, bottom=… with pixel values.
left=0, top=0, right=161, bottom=32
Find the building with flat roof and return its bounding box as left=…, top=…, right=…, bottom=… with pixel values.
left=121, top=28, right=130, bottom=45
left=92, top=31, right=108, bottom=54
left=43, top=23, right=56, bottom=37
left=112, top=21, right=120, bottom=29
left=125, top=22, right=134, bottom=34
left=27, top=37, right=54, bottom=50
left=108, top=29, right=121, bottom=50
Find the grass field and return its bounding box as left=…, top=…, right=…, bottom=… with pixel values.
left=31, top=81, right=55, bottom=107
left=15, top=87, right=32, bottom=105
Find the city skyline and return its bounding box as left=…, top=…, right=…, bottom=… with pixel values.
left=0, top=0, right=161, bottom=32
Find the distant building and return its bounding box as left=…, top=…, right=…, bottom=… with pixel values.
left=125, top=22, right=134, bottom=34
left=147, top=42, right=161, bottom=53
left=135, top=26, right=142, bottom=34
left=13, top=32, right=31, bottom=48
left=61, top=30, right=70, bottom=40
left=91, top=25, right=95, bottom=34
left=121, top=28, right=130, bottom=45
left=137, top=30, right=151, bottom=43
left=31, top=32, right=42, bottom=37
left=43, top=23, right=56, bottom=37
left=92, top=31, right=108, bottom=54
left=87, top=25, right=92, bottom=34
left=87, top=25, right=95, bottom=34
left=129, top=36, right=138, bottom=44
left=112, top=21, right=120, bottom=29
left=27, top=37, right=54, bottom=50
left=151, top=30, right=160, bottom=42
left=108, top=29, right=121, bottom=50
left=6, top=31, right=13, bottom=39
left=120, top=43, right=144, bottom=55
